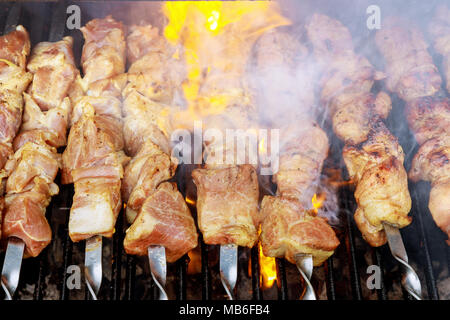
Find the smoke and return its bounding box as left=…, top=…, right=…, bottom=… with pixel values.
left=116, top=0, right=448, bottom=232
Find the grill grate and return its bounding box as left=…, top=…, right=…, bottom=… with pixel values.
left=0, top=0, right=448, bottom=301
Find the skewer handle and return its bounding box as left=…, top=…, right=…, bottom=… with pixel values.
left=295, top=253, right=317, bottom=300
left=148, top=246, right=168, bottom=300
left=383, top=223, right=422, bottom=300
left=85, top=235, right=103, bottom=300
left=1, top=238, right=25, bottom=300
left=220, top=244, right=238, bottom=300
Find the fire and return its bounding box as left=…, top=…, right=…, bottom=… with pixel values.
left=259, top=242, right=277, bottom=289
left=185, top=196, right=196, bottom=206
left=312, top=193, right=326, bottom=215
left=187, top=249, right=202, bottom=274
left=257, top=227, right=276, bottom=289
left=258, top=137, right=266, bottom=155
left=163, top=1, right=291, bottom=121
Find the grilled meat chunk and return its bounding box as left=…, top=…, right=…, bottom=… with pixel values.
left=376, top=17, right=442, bottom=102
left=192, top=165, right=259, bottom=247
left=343, top=123, right=412, bottom=246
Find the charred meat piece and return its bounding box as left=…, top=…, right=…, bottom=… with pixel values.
left=343, top=123, right=412, bottom=246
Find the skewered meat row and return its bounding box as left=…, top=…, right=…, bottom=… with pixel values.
left=3, top=35, right=76, bottom=257
left=0, top=26, right=32, bottom=242
left=376, top=17, right=450, bottom=243
left=62, top=16, right=128, bottom=242
left=190, top=48, right=260, bottom=248
left=253, top=29, right=339, bottom=266
left=191, top=77, right=260, bottom=248
left=260, top=123, right=340, bottom=265
left=307, top=14, right=412, bottom=247
left=122, top=25, right=198, bottom=262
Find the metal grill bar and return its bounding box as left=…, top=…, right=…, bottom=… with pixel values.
left=412, top=185, right=439, bottom=300
left=275, top=259, right=288, bottom=300
left=176, top=255, right=188, bottom=300
left=250, top=247, right=262, bottom=300
left=110, top=210, right=123, bottom=300
left=373, top=248, right=387, bottom=300
left=341, top=188, right=363, bottom=300
left=325, top=258, right=336, bottom=300
left=60, top=185, right=74, bottom=300
left=125, top=255, right=136, bottom=300
left=201, top=239, right=211, bottom=300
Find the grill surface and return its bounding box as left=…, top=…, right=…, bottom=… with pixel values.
left=0, top=0, right=449, bottom=301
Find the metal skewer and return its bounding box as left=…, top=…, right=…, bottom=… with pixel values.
left=294, top=253, right=317, bottom=300
left=220, top=244, right=238, bottom=300
left=383, top=222, right=422, bottom=300
left=148, top=245, right=168, bottom=300
left=85, top=235, right=102, bottom=300
left=1, top=238, right=25, bottom=300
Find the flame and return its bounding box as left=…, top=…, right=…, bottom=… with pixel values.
left=257, top=227, right=276, bottom=289
left=311, top=193, right=326, bottom=215
left=187, top=249, right=202, bottom=274
left=163, top=1, right=291, bottom=121
left=185, top=196, right=196, bottom=205
left=259, top=137, right=266, bottom=155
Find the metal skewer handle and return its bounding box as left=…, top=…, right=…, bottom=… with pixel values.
left=1, top=238, right=25, bottom=300
left=148, top=245, right=168, bottom=300
left=85, top=235, right=103, bottom=300
left=220, top=244, right=238, bottom=300
left=383, top=223, right=422, bottom=300
left=295, top=253, right=317, bottom=300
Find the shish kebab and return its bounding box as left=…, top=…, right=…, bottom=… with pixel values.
left=306, top=14, right=422, bottom=299
left=376, top=16, right=449, bottom=244
left=253, top=29, right=339, bottom=300
left=0, top=25, right=32, bottom=299
left=62, top=16, right=128, bottom=299
left=0, top=24, right=76, bottom=299
left=121, top=24, right=198, bottom=300
left=191, top=86, right=260, bottom=300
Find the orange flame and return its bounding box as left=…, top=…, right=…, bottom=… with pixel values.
left=259, top=242, right=277, bottom=289
left=187, top=249, right=202, bottom=274
left=185, top=196, right=196, bottom=206
left=311, top=193, right=326, bottom=215
left=163, top=1, right=291, bottom=121
left=257, top=227, right=276, bottom=289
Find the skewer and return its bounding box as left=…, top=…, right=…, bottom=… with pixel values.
left=1, top=0, right=69, bottom=301
left=383, top=223, right=422, bottom=300
left=294, top=253, right=316, bottom=300
left=220, top=244, right=238, bottom=300
left=148, top=245, right=168, bottom=300
left=0, top=2, right=23, bottom=301
left=85, top=236, right=102, bottom=300
left=1, top=238, right=25, bottom=300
